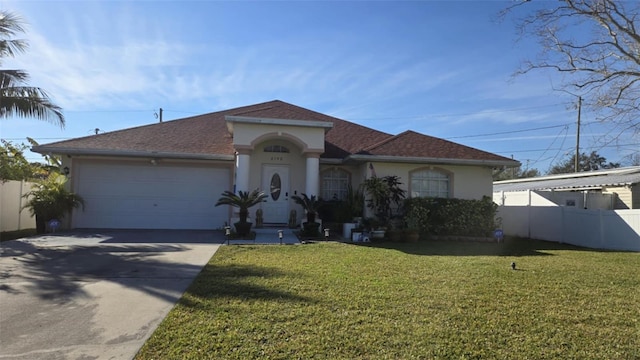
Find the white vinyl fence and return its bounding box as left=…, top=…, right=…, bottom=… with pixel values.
left=497, top=205, right=640, bottom=251
left=0, top=180, right=35, bottom=232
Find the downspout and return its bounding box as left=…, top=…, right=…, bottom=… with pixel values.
left=233, top=151, right=238, bottom=193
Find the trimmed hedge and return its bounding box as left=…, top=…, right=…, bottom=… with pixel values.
left=404, top=196, right=497, bottom=237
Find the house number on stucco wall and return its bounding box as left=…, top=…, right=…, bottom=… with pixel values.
left=270, top=156, right=284, bottom=161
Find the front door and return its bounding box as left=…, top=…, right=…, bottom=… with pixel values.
left=261, top=165, right=290, bottom=223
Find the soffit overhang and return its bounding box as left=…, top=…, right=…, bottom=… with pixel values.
left=344, top=154, right=521, bottom=168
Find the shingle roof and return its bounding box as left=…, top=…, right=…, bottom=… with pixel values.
left=494, top=166, right=640, bottom=192
left=33, top=100, right=517, bottom=165
left=360, top=130, right=512, bottom=162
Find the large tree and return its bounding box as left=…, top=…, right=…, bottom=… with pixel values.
left=493, top=166, right=541, bottom=181
left=503, top=0, right=640, bottom=141
left=0, top=139, right=58, bottom=182
left=548, top=151, right=620, bottom=174
left=0, top=140, right=33, bottom=181
left=0, top=10, right=64, bottom=126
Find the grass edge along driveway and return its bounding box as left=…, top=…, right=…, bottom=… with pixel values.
left=136, top=239, right=639, bottom=360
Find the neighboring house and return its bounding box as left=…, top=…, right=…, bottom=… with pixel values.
left=494, top=166, right=640, bottom=210
left=32, top=100, right=518, bottom=230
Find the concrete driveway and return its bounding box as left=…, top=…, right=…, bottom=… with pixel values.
left=0, top=230, right=224, bottom=360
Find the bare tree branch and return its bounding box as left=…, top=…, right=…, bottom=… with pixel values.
left=504, top=0, right=640, bottom=156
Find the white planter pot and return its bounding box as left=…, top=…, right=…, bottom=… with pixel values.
left=343, top=223, right=357, bottom=239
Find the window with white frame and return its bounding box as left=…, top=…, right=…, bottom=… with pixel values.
left=264, top=145, right=290, bottom=153
left=410, top=169, right=450, bottom=198
left=321, top=168, right=350, bottom=200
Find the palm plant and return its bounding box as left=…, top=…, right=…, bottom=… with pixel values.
left=215, top=189, right=267, bottom=236
left=1, top=11, right=64, bottom=127
left=23, top=173, right=84, bottom=233
left=362, top=175, right=406, bottom=226
left=344, top=183, right=365, bottom=220
left=291, top=193, right=322, bottom=224
left=292, top=193, right=323, bottom=237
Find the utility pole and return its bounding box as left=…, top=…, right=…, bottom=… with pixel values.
left=155, top=108, right=164, bottom=123
left=574, top=96, right=581, bottom=173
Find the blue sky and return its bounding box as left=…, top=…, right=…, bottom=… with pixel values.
left=1, top=0, right=637, bottom=171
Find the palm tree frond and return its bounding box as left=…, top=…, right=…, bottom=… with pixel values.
left=215, top=189, right=267, bottom=209
left=0, top=11, right=26, bottom=35
left=1, top=86, right=65, bottom=127
left=0, top=69, right=30, bottom=87
left=0, top=11, right=27, bottom=58
left=0, top=39, right=27, bottom=59
left=1, top=10, right=63, bottom=127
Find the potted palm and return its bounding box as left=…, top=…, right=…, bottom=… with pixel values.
left=215, top=189, right=267, bottom=237
left=23, top=173, right=85, bottom=234
left=362, top=175, right=406, bottom=235
left=342, top=184, right=365, bottom=238
left=291, top=193, right=322, bottom=237
left=345, top=184, right=365, bottom=221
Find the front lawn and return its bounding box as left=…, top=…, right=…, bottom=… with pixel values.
left=136, top=239, right=639, bottom=359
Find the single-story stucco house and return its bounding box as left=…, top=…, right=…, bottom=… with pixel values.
left=494, top=166, right=640, bottom=210
left=32, top=100, right=519, bottom=230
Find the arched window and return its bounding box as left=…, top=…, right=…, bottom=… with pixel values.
left=321, top=168, right=350, bottom=200
left=410, top=169, right=450, bottom=198
left=264, top=145, right=290, bottom=153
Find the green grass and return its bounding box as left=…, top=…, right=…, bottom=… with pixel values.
left=0, top=228, right=36, bottom=242
left=136, top=239, right=639, bottom=360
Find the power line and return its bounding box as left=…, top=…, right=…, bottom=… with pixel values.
left=162, top=109, right=202, bottom=115
left=548, top=127, right=571, bottom=169
left=446, top=123, right=570, bottom=140
left=64, top=109, right=151, bottom=113
left=524, top=125, right=569, bottom=168
left=2, top=137, right=71, bottom=141
left=349, top=103, right=569, bottom=121
left=494, top=142, right=638, bottom=155
left=445, top=120, right=601, bottom=140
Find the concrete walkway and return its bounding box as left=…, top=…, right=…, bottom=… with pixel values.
left=0, top=228, right=304, bottom=360
left=0, top=230, right=222, bottom=360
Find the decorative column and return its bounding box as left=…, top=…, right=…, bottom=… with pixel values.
left=235, top=149, right=251, bottom=193
left=305, top=153, right=320, bottom=197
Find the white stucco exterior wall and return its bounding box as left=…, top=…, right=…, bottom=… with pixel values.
left=363, top=162, right=494, bottom=200
left=231, top=122, right=326, bottom=151
left=236, top=152, right=251, bottom=193
left=305, top=155, right=320, bottom=196
left=247, top=139, right=307, bottom=195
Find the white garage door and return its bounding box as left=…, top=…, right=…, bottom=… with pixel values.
left=72, top=160, right=230, bottom=230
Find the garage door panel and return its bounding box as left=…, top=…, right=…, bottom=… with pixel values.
left=73, top=161, right=229, bottom=230
left=81, top=196, right=217, bottom=214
